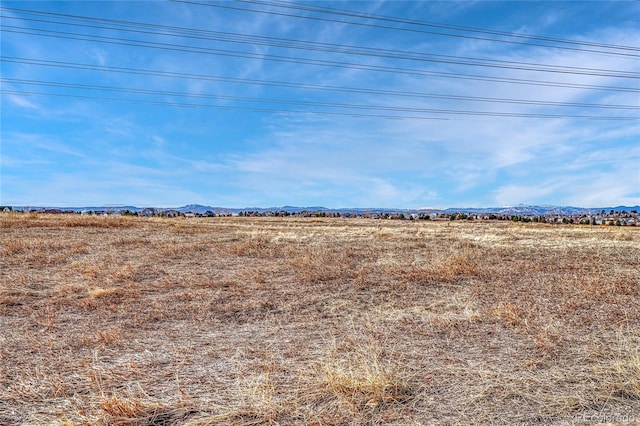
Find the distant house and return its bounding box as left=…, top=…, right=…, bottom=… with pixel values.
left=163, top=210, right=181, bottom=218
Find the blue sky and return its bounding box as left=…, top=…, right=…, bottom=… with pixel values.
left=1, top=0, right=639, bottom=208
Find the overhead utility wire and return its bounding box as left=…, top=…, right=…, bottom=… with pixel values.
left=4, top=27, right=638, bottom=93
left=0, top=77, right=499, bottom=113
left=3, top=89, right=634, bottom=120
left=0, top=90, right=451, bottom=120
left=30, top=8, right=633, bottom=76
left=172, top=0, right=640, bottom=58
left=5, top=57, right=637, bottom=110
left=6, top=3, right=636, bottom=54
left=5, top=78, right=638, bottom=114
left=240, top=0, right=640, bottom=52
left=1, top=10, right=637, bottom=78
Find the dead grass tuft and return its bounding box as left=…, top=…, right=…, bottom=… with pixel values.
left=227, top=234, right=277, bottom=258
left=99, top=395, right=188, bottom=426
left=1, top=237, right=29, bottom=256
left=96, top=328, right=122, bottom=345
left=286, top=243, right=358, bottom=283
left=305, top=339, right=416, bottom=418
left=403, top=240, right=486, bottom=285
left=488, top=302, right=528, bottom=327
left=87, top=287, right=122, bottom=299
left=598, top=332, right=640, bottom=401
left=232, top=368, right=282, bottom=423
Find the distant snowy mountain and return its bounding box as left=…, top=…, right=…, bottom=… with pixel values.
left=445, top=205, right=639, bottom=215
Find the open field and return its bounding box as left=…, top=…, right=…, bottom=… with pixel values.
left=1, top=214, right=639, bottom=425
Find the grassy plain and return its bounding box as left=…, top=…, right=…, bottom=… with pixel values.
left=1, top=214, right=639, bottom=425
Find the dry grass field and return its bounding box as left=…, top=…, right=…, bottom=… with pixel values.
left=1, top=214, right=639, bottom=425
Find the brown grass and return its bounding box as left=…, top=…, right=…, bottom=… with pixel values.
left=1, top=213, right=639, bottom=425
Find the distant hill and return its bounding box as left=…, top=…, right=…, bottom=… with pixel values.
left=168, top=204, right=640, bottom=215
left=12, top=204, right=639, bottom=215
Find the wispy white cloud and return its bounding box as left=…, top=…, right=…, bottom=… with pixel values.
left=6, top=94, right=41, bottom=110
left=4, top=132, right=88, bottom=160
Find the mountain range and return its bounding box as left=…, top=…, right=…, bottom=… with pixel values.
left=15, top=204, right=640, bottom=215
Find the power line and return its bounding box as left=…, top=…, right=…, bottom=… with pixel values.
left=3, top=26, right=638, bottom=93
left=0, top=78, right=637, bottom=120
left=172, top=0, right=640, bottom=58
left=1, top=9, right=638, bottom=78
left=0, top=89, right=450, bottom=120
left=11, top=2, right=637, bottom=52
left=2, top=59, right=638, bottom=111
left=242, top=0, right=640, bottom=52
left=2, top=4, right=637, bottom=121
left=4, top=77, right=638, bottom=115
left=4, top=89, right=636, bottom=120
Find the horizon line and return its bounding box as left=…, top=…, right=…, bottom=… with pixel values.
left=4, top=203, right=639, bottom=211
